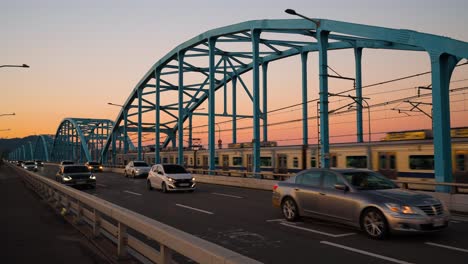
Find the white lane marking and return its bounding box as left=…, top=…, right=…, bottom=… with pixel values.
left=123, top=190, right=142, bottom=196
left=320, top=241, right=414, bottom=264
left=451, top=216, right=468, bottom=222
left=175, top=204, right=214, bottom=215
left=280, top=222, right=355, bottom=237
left=97, top=184, right=107, bottom=188
left=425, top=242, right=468, bottom=253
left=211, top=192, right=243, bottom=199
left=266, top=219, right=285, bottom=222
left=450, top=220, right=460, bottom=224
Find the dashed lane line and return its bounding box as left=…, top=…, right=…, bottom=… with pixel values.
left=211, top=192, right=243, bottom=199
left=175, top=204, right=214, bottom=215
left=96, top=183, right=107, bottom=188
left=320, top=241, right=414, bottom=264
left=280, top=222, right=355, bottom=237
left=123, top=190, right=142, bottom=196
left=425, top=242, right=468, bottom=253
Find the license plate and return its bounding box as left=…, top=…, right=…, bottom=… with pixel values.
left=179, top=183, right=189, bottom=187
left=433, top=218, right=445, bottom=227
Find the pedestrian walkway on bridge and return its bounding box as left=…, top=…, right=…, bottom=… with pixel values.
left=0, top=164, right=108, bottom=264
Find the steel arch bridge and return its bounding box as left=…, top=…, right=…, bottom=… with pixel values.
left=100, top=18, right=468, bottom=191
left=50, top=118, right=135, bottom=163
left=8, top=135, right=53, bottom=161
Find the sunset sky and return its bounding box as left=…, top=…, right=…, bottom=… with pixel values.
left=1, top=0, right=468, bottom=147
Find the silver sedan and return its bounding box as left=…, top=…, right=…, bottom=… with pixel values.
left=272, top=168, right=450, bottom=239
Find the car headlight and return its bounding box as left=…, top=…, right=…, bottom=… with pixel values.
left=63, top=176, right=72, bottom=181
left=192, top=177, right=195, bottom=181
left=385, top=203, right=421, bottom=215
left=167, top=177, right=174, bottom=182
left=89, top=175, right=96, bottom=180
left=99, top=166, right=103, bottom=169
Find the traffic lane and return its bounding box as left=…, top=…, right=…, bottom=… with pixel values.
left=35, top=166, right=468, bottom=263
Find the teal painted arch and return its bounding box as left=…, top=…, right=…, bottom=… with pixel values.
left=51, top=118, right=115, bottom=163
left=101, top=18, right=468, bottom=161
left=32, top=135, right=54, bottom=161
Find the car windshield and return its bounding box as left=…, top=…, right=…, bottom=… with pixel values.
left=24, top=162, right=35, bottom=165
left=88, top=162, right=100, bottom=165
left=62, top=161, right=74, bottom=165
left=63, top=166, right=89, bottom=173
left=341, top=171, right=398, bottom=190
left=163, top=164, right=187, bottom=174
left=134, top=162, right=149, bottom=167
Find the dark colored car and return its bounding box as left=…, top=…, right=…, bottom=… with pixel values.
left=85, top=161, right=103, bottom=172
left=56, top=165, right=96, bottom=188
left=60, top=160, right=75, bottom=166
left=35, top=160, right=44, bottom=167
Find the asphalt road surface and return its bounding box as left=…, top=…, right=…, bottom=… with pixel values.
left=32, top=164, right=468, bottom=264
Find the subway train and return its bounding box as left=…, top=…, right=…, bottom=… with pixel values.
left=116, top=127, right=468, bottom=184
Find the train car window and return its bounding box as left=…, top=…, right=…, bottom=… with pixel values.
left=409, top=155, right=434, bottom=170
left=379, top=155, right=386, bottom=169
left=214, top=157, right=219, bottom=165
left=296, top=171, right=321, bottom=187
left=233, top=157, right=243, bottom=166
left=389, top=155, right=396, bottom=170
left=197, top=157, right=200, bottom=165
left=310, top=157, right=317, bottom=168
left=162, top=157, right=168, bottom=164
left=190, top=157, right=193, bottom=165
left=346, top=156, right=367, bottom=168
left=331, top=155, right=337, bottom=167
left=293, top=157, right=299, bottom=168
left=456, top=154, right=465, bottom=171
left=260, top=157, right=272, bottom=167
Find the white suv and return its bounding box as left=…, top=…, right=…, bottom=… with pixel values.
left=147, top=164, right=195, bottom=193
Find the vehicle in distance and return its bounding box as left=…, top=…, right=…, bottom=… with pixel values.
left=85, top=161, right=103, bottom=172
left=22, top=161, right=38, bottom=171
left=147, top=164, right=195, bottom=192
left=16, top=160, right=24, bottom=167
left=124, top=160, right=151, bottom=178
left=34, top=160, right=44, bottom=167
left=60, top=160, right=75, bottom=166
left=272, top=168, right=450, bottom=239
left=55, top=165, right=96, bottom=188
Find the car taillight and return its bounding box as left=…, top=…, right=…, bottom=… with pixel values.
left=273, top=184, right=278, bottom=191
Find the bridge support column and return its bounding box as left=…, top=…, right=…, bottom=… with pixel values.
left=178, top=51, right=185, bottom=166
left=262, top=62, right=268, bottom=142
left=355, top=48, right=363, bottom=143
left=123, top=110, right=128, bottom=154
left=232, top=75, right=237, bottom=144
left=252, top=29, right=261, bottom=176
left=430, top=52, right=459, bottom=193
left=318, top=30, right=330, bottom=168
left=155, top=68, right=161, bottom=164
left=301, top=52, right=309, bottom=170
left=208, top=37, right=217, bottom=172
left=137, top=88, right=142, bottom=160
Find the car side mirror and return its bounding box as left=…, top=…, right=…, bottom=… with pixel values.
left=334, top=184, right=349, bottom=192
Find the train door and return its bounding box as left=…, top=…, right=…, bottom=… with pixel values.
left=222, top=155, right=229, bottom=171
left=277, top=154, right=288, bottom=173
left=246, top=154, right=253, bottom=172
left=454, top=150, right=468, bottom=183
left=378, top=152, right=398, bottom=179
left=202, top=155, right=208, bottom=169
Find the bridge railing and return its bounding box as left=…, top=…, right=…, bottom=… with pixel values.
left=12, top=164, right=260, bottom=264
left=394, top=179, right=468, bottom=194
left=187, top=168, right=293, bottom=181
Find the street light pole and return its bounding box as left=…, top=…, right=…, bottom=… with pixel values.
left=284, top=9, right=320, bottom=28
left=0, top=64, right=29, bottom=68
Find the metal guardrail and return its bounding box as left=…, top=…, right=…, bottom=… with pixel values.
left=394, top=179, right=468, bottom=194
left=12, top=164, right=261, bottom=264
left=187, top=168, right=293, bottom=180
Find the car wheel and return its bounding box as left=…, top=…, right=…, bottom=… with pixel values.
left=361, top=208, right=389, bottom=240
left=281, top=197, right=299, bottom=222
left=161, top=182, right=167, bottom=193
left=147, top=180, right=153, bottom=190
